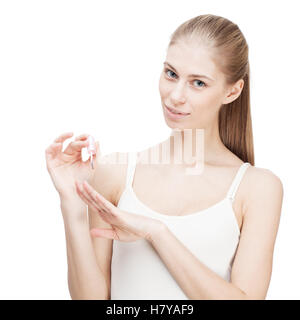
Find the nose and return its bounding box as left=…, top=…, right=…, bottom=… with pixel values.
left=170, top=82, right=186, bottom=104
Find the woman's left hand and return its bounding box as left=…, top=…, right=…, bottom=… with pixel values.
left=75, top=180, right=165, bottom=242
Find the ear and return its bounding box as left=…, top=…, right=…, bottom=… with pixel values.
left=222, top=79, right=244, bottom=105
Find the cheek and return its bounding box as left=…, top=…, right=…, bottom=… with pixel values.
left=158, top=74, right=165, bottom=94
left=194, top=88, right=223, bottom=111
left=189, top=91, right=222, bottom=122
left=159, top=75, right=172, bottom=97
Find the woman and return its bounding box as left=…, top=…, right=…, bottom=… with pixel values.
left=45, top=14, right=283, bottom=300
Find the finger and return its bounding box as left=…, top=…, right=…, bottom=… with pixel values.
left=75, top=181, right=112, bottom=225
left=75, top=133, right=90, bottom=141
left=54, top=132, right=73, bottom=143
left=76, top=184, right=108, bottom=221
left=76, top=180, right=116, bottom=225
left=78, top=191, right=98, bottom=213
left=82, top=181, right=114, bottom=213
left=82, top=182, right=109, bottom=214
left=75, top=181, right=100, bottom=211
left=81, top=182, right=118, bottom=226
left=64, top=140, right=89, bottom=155
left=45, top=142, right=63, bottom=157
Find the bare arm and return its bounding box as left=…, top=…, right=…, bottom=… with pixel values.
left=230, top=168, right=284, bottom=299
left=148, top=168, right=284, bottom=299
left=86, top=153, right=123, bottom=299
left=61, top=152, right=121, bottom=300
left=61, top=201, right=109, bottom=300
left=45, top=133, right=117, bottom=299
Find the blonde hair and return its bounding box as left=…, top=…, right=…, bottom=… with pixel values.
left=169, top=14, right=255, bottom=165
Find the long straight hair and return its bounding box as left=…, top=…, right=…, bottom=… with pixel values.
left=169, top=14, right=255, bottom=165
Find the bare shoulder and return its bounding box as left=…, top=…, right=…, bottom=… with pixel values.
left=230, top=165, right=284, bottom=299
left=245, top=166, right=283, bottom=196
left=91, top=152, right=128, bottom=206
left=242, top=165, right=284, bottom=217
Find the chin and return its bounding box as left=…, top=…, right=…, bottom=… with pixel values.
left=164, top=118, right=190, bottom=130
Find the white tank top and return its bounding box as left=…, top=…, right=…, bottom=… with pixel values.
left=111, top=152, right=251, bottom=300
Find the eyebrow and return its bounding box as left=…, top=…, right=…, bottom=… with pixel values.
left=163, top=62, right=214, bottom=81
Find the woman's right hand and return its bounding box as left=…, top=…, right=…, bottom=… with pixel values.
left=45, top=132, right=100, bottom=201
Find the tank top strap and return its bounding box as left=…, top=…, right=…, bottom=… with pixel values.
left=125, top=151, right=138, bottom=188
left=226, top=162, right=251, bottom=201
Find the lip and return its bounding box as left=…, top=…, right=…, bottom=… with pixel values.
left=164, top=104, right=191, bottom=120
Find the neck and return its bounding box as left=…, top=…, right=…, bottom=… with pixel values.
left=161, top=125, right=227, bottom=167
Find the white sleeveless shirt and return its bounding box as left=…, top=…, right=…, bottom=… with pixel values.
left=111, top=152, right=251, bottom=300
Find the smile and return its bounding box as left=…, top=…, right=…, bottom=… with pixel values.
left=164, top=104, right=191, bottom=119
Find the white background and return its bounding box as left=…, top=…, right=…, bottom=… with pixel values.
left=0, top=0, right=299, bottom=299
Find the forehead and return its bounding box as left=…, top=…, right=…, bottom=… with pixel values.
left=166, top=40, right=221, bottom=81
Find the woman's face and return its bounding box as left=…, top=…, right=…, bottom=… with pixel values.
left=159, top=40, right=231, bottom=130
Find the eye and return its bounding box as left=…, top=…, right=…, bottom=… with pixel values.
left=193, top=80, right=206, bottom=88
left=164, top=68, right=177, bottom=79
left=164, top=68, right=206, bottom=88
